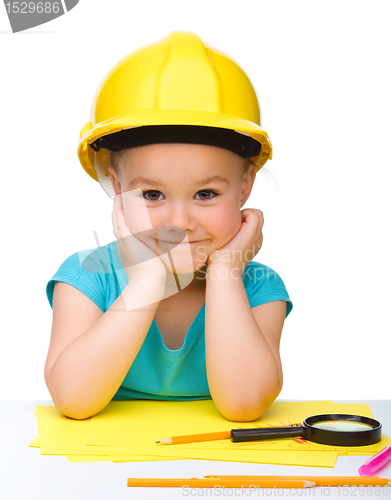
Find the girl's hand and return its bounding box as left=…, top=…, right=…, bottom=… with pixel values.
left=208, top=208, right=264, bottom=271
left=112, top=193, right=167, bottom=280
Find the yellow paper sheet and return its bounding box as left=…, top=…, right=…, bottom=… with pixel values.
left=32, top=405, right=92, bottom=449
left=65, top=455, right=182, bottom=462
left=29, top=400, right=388, bottom=467
left=65, top=455, right=112, bottom=462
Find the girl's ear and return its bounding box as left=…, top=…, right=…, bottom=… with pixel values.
left=108, top=166, right=122, bottom=195
left=240, top=163, right=257, bottom=207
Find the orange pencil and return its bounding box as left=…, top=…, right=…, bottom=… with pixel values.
left=201, top=475, right=391, bottom=487
left=156, top=430, right=231, bottom=444
left=156, top=424, right=301, bottom=445
left=127, top=478, right=315, bottom=488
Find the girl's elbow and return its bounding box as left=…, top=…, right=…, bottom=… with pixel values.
left=54, top=400, right=100, bottom=420
left=219, top=383, right=283, bottom=422
left=47, top=386, right=102, bottom=420
left=50, top=396, right=92, bottom=420
left=61, top=409, right=91, bottom=420
left=45, top=373, right=106, bottom=420
left=222, top=407, right=265, bottom=422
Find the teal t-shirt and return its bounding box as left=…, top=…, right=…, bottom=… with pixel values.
left=46, top=241, right=293, bottom=401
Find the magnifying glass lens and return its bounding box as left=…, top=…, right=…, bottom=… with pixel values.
left=303, top=414, right=382, bottom=446
left=312, top=420, right=376, bottom=432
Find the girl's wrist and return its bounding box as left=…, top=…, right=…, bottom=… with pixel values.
left=120, top=274, right=167, bottom=311
left=206, top=259, right=245, bottom=281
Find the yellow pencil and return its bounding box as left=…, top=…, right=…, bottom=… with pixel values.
left=156, top=424, right=301, bottom=445
left=127, top=478, right=315, bottom=488
left=201, top=475, right=391, bottom=487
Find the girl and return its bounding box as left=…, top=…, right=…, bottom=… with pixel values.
left=44, top=32, right=293, bottom=422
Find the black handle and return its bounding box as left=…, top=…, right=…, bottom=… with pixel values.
left=231, top=426, right=304, bottom=442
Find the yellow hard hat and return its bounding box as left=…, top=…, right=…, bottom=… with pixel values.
left=78, top=31, right=272, bottom=198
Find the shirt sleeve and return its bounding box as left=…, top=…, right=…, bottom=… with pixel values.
left=46, top=248, right=111, bottom=313
left=243, top=262, right=293, bottom=318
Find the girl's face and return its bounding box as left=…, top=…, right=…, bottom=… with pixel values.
left=109, top=142, right=256, bottom=278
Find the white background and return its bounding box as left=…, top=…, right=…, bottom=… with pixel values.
left=1, top=0, right=390, bottom=402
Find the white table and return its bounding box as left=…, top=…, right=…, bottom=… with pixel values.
left=1, top=400, right=390, bottom=499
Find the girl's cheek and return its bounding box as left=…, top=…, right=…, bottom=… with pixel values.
left=210, top=208, right=242, bottom=239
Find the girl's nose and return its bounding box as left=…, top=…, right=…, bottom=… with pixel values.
left=163, top=203, right=197, bottom=234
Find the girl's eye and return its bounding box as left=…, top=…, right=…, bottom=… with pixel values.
left=195, top=190, right=218, bottom=201
left=142, top=190, right=218, bottom=202
left=143, top=190, right=162, bottom=202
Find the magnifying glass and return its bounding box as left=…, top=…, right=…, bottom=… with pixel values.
left=231, top=414, right=382, bottom=446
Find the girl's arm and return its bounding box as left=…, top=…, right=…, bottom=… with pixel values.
left=205, top=260, right=286, bottom=422
left=44, top=275, right=166, bottom=420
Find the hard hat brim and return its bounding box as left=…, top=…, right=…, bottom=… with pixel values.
left=78, top=110, right=272, bottom=183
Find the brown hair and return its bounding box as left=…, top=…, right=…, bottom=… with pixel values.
left=110, top=150, right=127, bottom=174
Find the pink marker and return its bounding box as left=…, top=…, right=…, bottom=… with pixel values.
left=359, top=443, right=391, bottom=476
